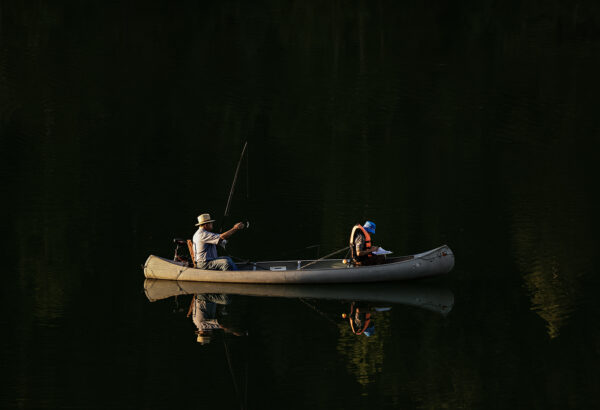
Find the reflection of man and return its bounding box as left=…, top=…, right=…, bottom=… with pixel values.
left=187, top=294, right=243, bottom=345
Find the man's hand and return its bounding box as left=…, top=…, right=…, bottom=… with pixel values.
left=234, top=222, right=245, bottom=230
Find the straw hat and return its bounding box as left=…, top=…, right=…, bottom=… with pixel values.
left=196, top=331, right=212, bottom=345
left=195, top=213, right=215, bottom=226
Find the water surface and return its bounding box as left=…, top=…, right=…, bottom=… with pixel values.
left=2, top=1, right=599, bottom=409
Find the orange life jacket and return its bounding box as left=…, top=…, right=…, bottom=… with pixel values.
left=350, top=224, right=372, bottom=261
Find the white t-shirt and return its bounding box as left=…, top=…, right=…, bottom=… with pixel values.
left=193, top=227, right=221, bottom=263
left=192, top=297, right=220, bottom=331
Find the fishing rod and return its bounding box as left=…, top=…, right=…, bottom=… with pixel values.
left=222, top=141, right=248, bottom=231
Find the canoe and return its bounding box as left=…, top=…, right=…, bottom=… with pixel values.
left=144, top=279, right=455, bottom=316
left=143, top=244, right=454, bottom=284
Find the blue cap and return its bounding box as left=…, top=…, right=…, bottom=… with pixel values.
left=363, top=221, right=376, bottom=234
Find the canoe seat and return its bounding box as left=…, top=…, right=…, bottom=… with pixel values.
left=187, top=239, right=196, bottom=268
left=172, top=238, right=196, bottom=268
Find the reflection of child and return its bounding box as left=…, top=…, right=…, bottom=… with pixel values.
left=342, top=302, right=376, bottom=337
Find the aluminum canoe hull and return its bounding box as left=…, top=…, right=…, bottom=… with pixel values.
left=143, top=245, right=454, bottom=284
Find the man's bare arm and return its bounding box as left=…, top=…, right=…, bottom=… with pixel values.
left=220, top=222, right=245, bottom=240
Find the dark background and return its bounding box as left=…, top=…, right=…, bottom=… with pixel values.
left=1, top=1, right=599, bottom=409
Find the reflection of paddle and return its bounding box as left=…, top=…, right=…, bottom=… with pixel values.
left=298, top=298, right=338, bottom=325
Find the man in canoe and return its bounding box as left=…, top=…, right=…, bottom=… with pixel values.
left=193, top=213, right=245, bottom=271
left=350, top=220, right=385, bottom=266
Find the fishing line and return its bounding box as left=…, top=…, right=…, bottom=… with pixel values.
left=266, top=244, right=321, bottom=260
left=245, top=143, right=249, bottom=200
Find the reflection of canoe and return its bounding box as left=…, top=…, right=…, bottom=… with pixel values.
left=143, top=245, right=454, bottom=284
left=143, top=279, right=454, bottom=315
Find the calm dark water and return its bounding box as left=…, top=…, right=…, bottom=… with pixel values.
left=2, top=1, right=600, bottom=409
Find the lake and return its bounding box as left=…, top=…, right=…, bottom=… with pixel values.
left=2, top=1, right=599, bottom=409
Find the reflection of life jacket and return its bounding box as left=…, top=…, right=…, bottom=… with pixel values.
left=348, top=305, right=372, bottom=335
left=350, top=224, right=372, bottom=261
